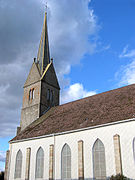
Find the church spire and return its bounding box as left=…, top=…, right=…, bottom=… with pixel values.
left=37, top=11, right=50, bottom=74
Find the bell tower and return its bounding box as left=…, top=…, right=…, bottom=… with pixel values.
left=20, top=12, right=60, bottom=131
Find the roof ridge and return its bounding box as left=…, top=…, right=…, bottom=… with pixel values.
left=58, top=83, right=135, bottom=108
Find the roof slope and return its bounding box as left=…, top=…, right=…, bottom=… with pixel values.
left=41, top=62, right=60, bottom=89
left=12, top=84, right=135, bottom=141
left=24, top=62, right=41, bottom=87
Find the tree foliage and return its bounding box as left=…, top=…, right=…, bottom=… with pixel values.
left=0, top=171, right=4, bottom=180
left=110, top=174, right=129, bottom=180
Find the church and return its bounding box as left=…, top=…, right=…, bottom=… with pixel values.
left=4, top=11, right=135, bottom=180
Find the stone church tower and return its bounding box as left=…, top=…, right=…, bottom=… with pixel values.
left=20, top=12, right=60, bottom=131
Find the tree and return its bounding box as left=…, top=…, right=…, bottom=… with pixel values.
left=0, top=171, right=4, bottom=180
left=110, top=174, right=129, bottom=180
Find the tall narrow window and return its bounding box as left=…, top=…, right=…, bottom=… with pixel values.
left=133, top=138, right=135, bottom=163
left=32, top=89, right=35, bottom=99
left=29, top=90, right=32, bottom=100
left=35, top=147, right=44, bottom=179
left=61, top=144, right=71, bottom=180
left=93, top=139, right=106, bottom=180
left=47, top=89, right=50, bottom=101
left=50, top=90, right=53, bottom=103
left=14, top=150, right=22, bottom=179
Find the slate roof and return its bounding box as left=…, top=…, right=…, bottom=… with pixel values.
left=11, top=84, right=135, bottom=142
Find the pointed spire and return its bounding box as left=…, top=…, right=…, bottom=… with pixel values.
left=37, top=11, right=50, bottom=74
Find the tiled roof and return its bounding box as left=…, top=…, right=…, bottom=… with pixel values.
left=11, top=84, right=135, bottom=141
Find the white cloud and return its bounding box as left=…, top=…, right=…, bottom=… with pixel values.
left=0, top=165, right=4, bottom=172
left=61, top=83, right=96, bottom=104
left=117, top=60, right=135, bottom=86
left=119, top=45, right=135, bottom=58
left=0, top=152, right=6, bottom=171
left=117, top=46, right=135, bottom=86
left=0, top=151, right=6, bottom=163
left=46, top=0, right=100, bottom=83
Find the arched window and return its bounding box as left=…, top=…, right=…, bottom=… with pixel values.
left=14, top=150, right=22, bottom=179
left=35, top=147, right=44, bottom=179
left=93, top=139, right=106, bottom=180
left=32, top=89, right=35, bottom=99
left=61, top=144, right=71, bottom=180
left=133, top=138, right=135, bottom=163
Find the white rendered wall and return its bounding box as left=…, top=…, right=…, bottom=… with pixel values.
left=8, top=120, right=135, bottom=180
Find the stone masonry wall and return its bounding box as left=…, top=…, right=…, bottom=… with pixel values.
left=40, top=81, right=59, bottom=115
left=4, top=150, right=10, bottom=180
left=20, top=81, right=41, bottom=130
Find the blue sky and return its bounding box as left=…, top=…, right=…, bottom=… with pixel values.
left=69, top=0, right=135, bottom=92
left=0, top=0, right=135, bottom=171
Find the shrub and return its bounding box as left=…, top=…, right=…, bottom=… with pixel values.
left=110, top=174, right=129, bottom=180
